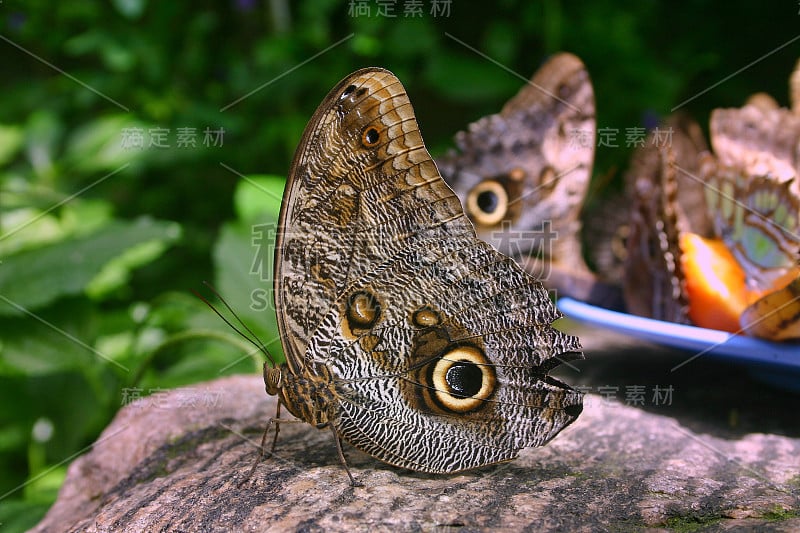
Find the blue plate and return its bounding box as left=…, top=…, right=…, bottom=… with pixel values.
left=557, top=297, right=800, bottom=389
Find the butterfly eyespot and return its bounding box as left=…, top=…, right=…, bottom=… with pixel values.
left=362, top=127, right=380, bottom=147
left=341, top=85, right=356, bottom=98
left=346, top=290, right=381, bottom=330
left=509, top=167, right=526, bottom=182
left=411, top=306, right=441, bottom=328
left=539, top=166, right=557, bottom=193
left=466, top=180, right=508, bottom=226
left=429, top=346, right=495, bottom=413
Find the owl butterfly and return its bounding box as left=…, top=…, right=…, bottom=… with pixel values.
left=611, top=114, right=711, bottom=323
left=701, top=157, right=800, bottom=340
left=700, top=66, right=800, bottom=340
left=435, top=53, right=614, bottom=305
left=263, top=68, right=584, bottom=484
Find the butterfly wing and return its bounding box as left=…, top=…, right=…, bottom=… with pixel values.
left=741, top=276, right=800, bottom=340
left=623, top=142, right=690, bottom=323
left=435, top=53, right=595, bottom=277
left=274, top=68, right=473, bottom=373
left=275, top=68, right=583, bottom=473
left=701, top=89, right=800, bottom=339
left=703, top=164, right=800, bottom=290
left=710, top=104, right=800, bottom=193
left=590, top=114, right=710, bottom=305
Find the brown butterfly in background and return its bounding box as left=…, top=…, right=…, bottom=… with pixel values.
left=610, top=60, right=800, bottom=340
left=436, top=54, right=619, bottom=306
left=621, top=114, right=712, bottom=323
left=257, top=67, right=584, bottom=484
left=699, top=62, right=800, bottom=339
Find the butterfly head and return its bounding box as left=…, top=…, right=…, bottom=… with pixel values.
left=263, top=362, right=283, bottom=396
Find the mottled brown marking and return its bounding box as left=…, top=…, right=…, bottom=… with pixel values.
left=412, top=306, right=442, bottom=328
left=346, top=290, right=381, bottom=331
left=359, top=334, right=380, bottom=353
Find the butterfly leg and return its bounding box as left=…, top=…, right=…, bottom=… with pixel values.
left=330, top=426, right=361, bottom=487
left=267, top=400, right=282, bottom=455
left=241, top=400, right=303, bottom=484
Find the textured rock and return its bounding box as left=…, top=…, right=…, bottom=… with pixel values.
left=32, top=325, right=800, bottom=532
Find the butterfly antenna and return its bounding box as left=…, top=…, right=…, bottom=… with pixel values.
left=193, top=282, right=277, bottom=368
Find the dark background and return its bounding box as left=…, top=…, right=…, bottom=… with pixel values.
left=1, top=1, right=798, bottom=529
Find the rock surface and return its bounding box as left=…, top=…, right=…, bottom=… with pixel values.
left=32, top=325, right=800, bottom=532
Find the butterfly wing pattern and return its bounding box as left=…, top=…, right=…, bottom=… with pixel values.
left=436, top=53, right=596, bottom=286
left=271, top=68, right=584, bottom=476
left=702, top=97, right=800, bottom=340
left=623, top=142, right=690, bottom=323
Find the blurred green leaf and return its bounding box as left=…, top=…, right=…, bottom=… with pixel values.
left=424, top=54, right=518, bottom=103
left=64, top=115, right=150, bottom=173
left=213, top=220, right=281, bottom=360
left=0, top=208, right=64, bottom=256
left=86, top=237, right=176, bottom=299
left=59, top=199, right=114, bottom=237
left=0, top=218, right=181, bottom=316
left=0, top=299, right=103, bottom=375
left=0, top=424, right=27, bottom=453
left=0, top=125, right=24, bottom=166
left=0, top=500, right=50, bottom=533
left=233, top=175, right=285, bottom=222
left=112, top=0, right=148, bottom=20
left=24, top=111, right=63, bottom=180
left=23, top=463, right=66, bottom=504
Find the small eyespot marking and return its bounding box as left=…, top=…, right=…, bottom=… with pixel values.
left=362, top=127, right=380, bottom=147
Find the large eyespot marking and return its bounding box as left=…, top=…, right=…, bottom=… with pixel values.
left=341, top=84, right=356, bottom=98
left=362, top=126, right=380, bottom=147
left=412, top=306, right=441, bottom=328
left=429, top=346, right=496, bottom=413
left=466, top=180, right=508, bottom=226
left=346, top=290, right=381, bottom=330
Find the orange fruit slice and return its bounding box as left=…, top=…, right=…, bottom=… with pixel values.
left=680, top=233, right=752, bottom=332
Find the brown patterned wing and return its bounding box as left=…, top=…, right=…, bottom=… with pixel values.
left=741, top=277, right=800, bottom=340
left=710, top=104, right=800, bottom=194
left=436, top=53, right=595, bottom=277
left=275, top=68, right=584, bottom=473
left=623, top=144, right=690, bottom=323
left=275, top=68, right=472, bottom=372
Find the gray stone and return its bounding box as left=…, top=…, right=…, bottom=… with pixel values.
left=31, top=325, right=800, bottom=532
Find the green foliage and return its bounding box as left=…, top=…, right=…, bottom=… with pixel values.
left=0, top=1, right=795, bottom=530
